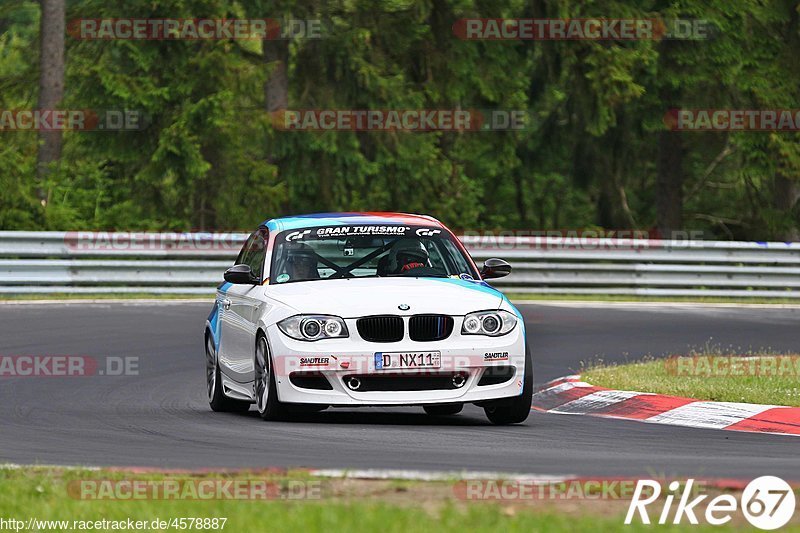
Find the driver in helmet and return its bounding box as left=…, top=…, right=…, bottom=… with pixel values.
left=387, top=239, right=429, bottom=274
left=285, top=243, right=319, bottom=280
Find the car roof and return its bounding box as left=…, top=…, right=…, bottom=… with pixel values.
left=261, top=212, right=445, bottom=232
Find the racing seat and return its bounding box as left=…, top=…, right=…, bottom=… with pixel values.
left=376, top=254, right=391, bottom=276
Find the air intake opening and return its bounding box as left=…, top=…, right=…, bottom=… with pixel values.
left=477, top=366, right=515, bottom=386
left=289, top=372, right=333, bottom=390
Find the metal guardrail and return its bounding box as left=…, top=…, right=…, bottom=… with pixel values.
left=0, top=232, right=799, bottom=297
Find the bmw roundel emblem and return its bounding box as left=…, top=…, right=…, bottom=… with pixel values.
left=398, top=304, right=410, bottom=311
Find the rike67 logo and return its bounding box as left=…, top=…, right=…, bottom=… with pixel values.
left=626, top=477, right=796, bottom=530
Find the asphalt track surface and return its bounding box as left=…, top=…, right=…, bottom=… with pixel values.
left=1, top=301, right=798, bottom=479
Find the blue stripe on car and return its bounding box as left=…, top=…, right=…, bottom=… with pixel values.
left=262, top=212, right=439, bottom=232
left=428, top=277, right=524, bottom=328
left=217, top=282, right=232, bottom=293
left=207, top=302, right=221, bottom=350
left=427, top=277, right=503, bottom=298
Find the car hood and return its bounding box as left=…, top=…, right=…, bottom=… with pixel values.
left=266, top=277, right=504, bottom=317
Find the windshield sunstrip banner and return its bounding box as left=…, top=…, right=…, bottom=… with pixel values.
left=284, top=226, right=443, bottom=241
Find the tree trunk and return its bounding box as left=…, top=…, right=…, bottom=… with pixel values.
left=36, top=0, right=66, bottom=206
left=656, top=128, right=684, bottom=237
left=655, top=39, right=684, bottom=238
left=264, top=39, right=289, bottom=112
left=514, top=172, right=528, bottom=228
left=773, top=170, right=800, bottom=240
left=264, top=38, right=290, bottom=212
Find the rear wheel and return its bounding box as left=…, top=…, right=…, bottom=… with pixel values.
left=423, top=403, right=463, bottom=416
left=484, top=343, right=533, bottom=425
left=254, top=334, right=289, bottom=421
left=206, top=334, right=250, bottom=413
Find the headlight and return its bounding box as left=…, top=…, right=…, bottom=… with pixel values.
left=277, top=315, right=349, bottom=341
left=461, top=310, right=517, bottom=336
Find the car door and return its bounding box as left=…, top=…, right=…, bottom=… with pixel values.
left=218, top=229, right=268, bottom=383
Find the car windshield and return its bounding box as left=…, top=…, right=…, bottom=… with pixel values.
left=270, top=225, right=478, bottom=284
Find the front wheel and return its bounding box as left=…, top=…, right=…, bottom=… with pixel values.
left=484, top=343, right=533, bottom=425
left=206, top=334, right=250, bottom=413
left=254, top=334, right=289, bottom=421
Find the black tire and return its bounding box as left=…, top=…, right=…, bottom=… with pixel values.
left=206, top=333, right=251, bottom=413
left=423, top=403, right=463, bottom=416
left=483, top=343, right=533, bottom=425
left=254, top=333, right=289, bottom=421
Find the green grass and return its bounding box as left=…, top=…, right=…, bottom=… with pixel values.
left=583, top=354, right=800, bottom=406
left=0, top=467, right=765, bottom=532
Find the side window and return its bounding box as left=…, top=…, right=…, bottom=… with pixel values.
left=424, top=240, right=446, bottom=271
left=235, top=233, right=257, bottom=267
left=235, top=230, right=268, bottom=281
left=440, top=240, right=473, bottom=276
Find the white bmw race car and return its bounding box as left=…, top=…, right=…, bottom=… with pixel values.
left=204, top=212, right=532, bottom=424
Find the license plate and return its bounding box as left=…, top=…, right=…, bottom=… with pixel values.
left=374, top=351, right=441, bottom=370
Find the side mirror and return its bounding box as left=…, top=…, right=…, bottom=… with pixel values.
left=224, top=264, right=259, bottom=285
left=480, top=258, right=512, bottom=280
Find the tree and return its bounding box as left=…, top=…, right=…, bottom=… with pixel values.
left=36, top=0, right=65, bottom=206
left=0, top=0, right=796, bottom=239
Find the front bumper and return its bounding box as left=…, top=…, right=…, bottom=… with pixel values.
left=266, top=318, right=527, bottom=406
